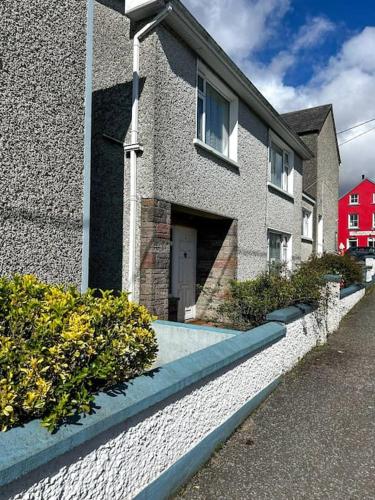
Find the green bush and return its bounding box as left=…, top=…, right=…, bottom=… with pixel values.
left=300, top=253, right=363, bottom=287
left=0, top=275, right=157, bottom=432
left=218, top=265, right=325, bottom=330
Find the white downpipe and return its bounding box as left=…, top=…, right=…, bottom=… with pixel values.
left=128, top=4, right=173, bottom=300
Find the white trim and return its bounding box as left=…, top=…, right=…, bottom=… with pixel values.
left=81, top=0, right=94, bottom=293
left=347, top=237, right=358, bottom=249
left=349, top=194, right=359, bottom=205
left=373, top=213, right=375, bottom=229
left=301, top=236, right=313, bottom=243
left=348, top=213, right=359, bottom=229
left=267, top=229, right=293, bottom=271
left=196, top=60, right=238, bottom=162
left=302, top=208, right=313, bottom=239
left=268, top=130, right=294, bottom=196
left=193, top=139, right=239, bottom=168
left=267, top=182, right=294, bottom=201
left=368, top=237, right=375, bottom=247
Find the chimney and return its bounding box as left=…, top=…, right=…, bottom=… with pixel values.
left=362, top=174, right=366, bottom=180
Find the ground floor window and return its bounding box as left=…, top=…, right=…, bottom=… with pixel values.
left=301, top=209, right=312, bottom=238
left=368, top=238, right=375, bottom=248
left=348, top=238, right=358, bottom=249
left=268, top=231, right=291, bottom=270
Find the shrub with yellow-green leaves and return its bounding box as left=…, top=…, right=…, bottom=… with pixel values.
left=0, top=275, right=157, bottom=432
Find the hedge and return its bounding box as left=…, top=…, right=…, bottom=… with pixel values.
left=217, top=254, right=362, bottom=329
left=0, top=275, right=157, bottom=432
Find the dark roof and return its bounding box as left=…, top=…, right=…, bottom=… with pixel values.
left=281, top=104, right=341, bottom=164
left=281, top=104, right=332, bottom=134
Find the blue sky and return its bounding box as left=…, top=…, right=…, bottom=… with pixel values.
left=183, top=0, right=375, bottom=194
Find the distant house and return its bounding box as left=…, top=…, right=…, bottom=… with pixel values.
left=282, top=105, right=341, bottom=258
left=1, top=0, right=341, bottom=324
left=338, top=176, right=375, bottom=249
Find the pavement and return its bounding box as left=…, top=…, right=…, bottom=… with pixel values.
left=177, top=288, right=375, bottom=500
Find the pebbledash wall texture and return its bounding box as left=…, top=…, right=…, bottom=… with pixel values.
left=0, top=1, right=88, bottom=286
left=317, top=112, right=340, bottom=253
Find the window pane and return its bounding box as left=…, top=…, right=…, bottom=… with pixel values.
left=197, top=96, right=204, bottom=141
left=205, top=83, right=230, bottom=155
left=271, top=143, right=283, bottom=188
left=269, top=233, right=281, bottom=263
left=198, top=75, right=204, bottom=93
left=283, top=153, right=289, bottom=191
left=349, top=214, right=358, bottom=227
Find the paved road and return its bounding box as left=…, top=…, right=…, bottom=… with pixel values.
left=177, top=289, right=375, bottom=500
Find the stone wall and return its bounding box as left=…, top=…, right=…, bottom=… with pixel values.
left=140, top=199, right=171, bottom=319
left=196, top=220, right=238, bottom=319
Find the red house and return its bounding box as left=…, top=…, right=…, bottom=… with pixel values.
left=338, top=176, right=375, bottom=251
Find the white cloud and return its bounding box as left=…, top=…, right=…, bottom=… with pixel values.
left=182, top=1, right=375, bottom=194
left=258, top=28, right=375, bottom=194
left=183, top=0, right=290, bottom=61
left=292, top=16, right=335, bottom=52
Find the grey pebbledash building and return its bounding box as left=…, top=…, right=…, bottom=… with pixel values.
left=1, top=0, right=340, bottom=323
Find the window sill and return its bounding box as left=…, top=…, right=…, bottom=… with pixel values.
left=267, top=182, right=294, bottom=202
left=301, top=236, right=313, bottom=243
left=193, top=139, right=239, bottom=169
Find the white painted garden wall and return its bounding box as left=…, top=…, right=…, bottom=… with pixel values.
left=1, top=282, right=366, bottom=500
left=339, top=287, right=365, bottom=319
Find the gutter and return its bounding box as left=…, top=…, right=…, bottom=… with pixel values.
left=81, top=0, right=94, bottom=292
left=127, top=4, right=173, bottom=300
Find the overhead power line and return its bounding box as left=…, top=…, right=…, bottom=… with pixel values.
left=337, top=117, right=375, bottom=134
left=339, top=125, right=375, bottom=146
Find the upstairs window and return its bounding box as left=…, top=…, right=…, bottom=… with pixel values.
left=349, top=214, right=359, bottom=229
left=373, top=213, right=375, bottom=228
left=373, top=193, right=375, bottom=204
left=269, top=138, right=293, bottom=194
left=196, top=63, right=238, bottom=161
left=349, top=194, right=359, bottom=205
left=302, top=209, right=312, bottom=238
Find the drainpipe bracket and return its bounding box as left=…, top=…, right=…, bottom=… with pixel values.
left=124, top=143, right=144, bottom=154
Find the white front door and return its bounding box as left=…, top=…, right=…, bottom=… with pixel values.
left=317, top=216, right=324, bottom=255
left=171, top=225, right=197, bottom=322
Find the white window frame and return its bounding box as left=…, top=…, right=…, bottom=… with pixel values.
left=373, top=193, right=375, bottom=204
left=373, top=213, right=375, bottom=228
left=267, top=230, right=292, bottom=270
left=349, top=194, right=359, bottom=205
left=347, top=238, right=358, bottom=249
left=368, top=238, right=375, bottom=248
left=268, top=131, right=294, bottom=196
left=302, top=209, right=313, bottom=239
left=348, top=213, right=359, bottom=229
left=195, top=60, right=238, bottom=162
